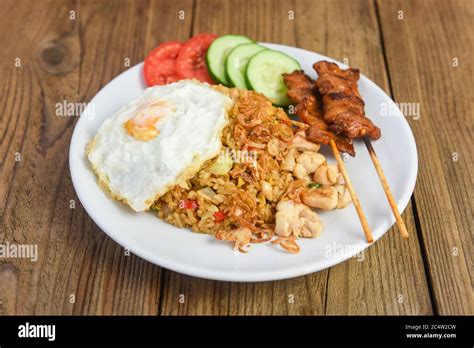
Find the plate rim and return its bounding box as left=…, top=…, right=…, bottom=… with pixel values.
left=69, top=43, right=418, bottom=282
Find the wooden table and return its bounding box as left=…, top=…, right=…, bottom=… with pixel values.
left=0, top=0, right=472, bottom=315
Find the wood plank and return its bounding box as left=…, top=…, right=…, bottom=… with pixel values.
left=377, top=0, right=473, bottom=315
left=144, top=0, right=195, bottom=53
left=160, top=272, right=329, bottom=315
left=158, top=0, right=432, bottom=315
left=0, top=0, right=52, bottom=216
left=0, top=263, right=19, bottom=315
left=0, top=0, right=196, bottom=315
left=0, top=0, right=81, bottom=315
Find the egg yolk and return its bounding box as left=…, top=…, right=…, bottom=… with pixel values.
left=124, top=100, right=173, bottom=141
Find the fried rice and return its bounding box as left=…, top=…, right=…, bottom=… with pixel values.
left=151, top=86, right=309, bottom=250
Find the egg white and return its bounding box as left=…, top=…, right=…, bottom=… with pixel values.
left=87, top=80, right=233, bottom=212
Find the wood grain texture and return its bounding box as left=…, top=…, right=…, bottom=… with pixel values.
left=377, top=0, right=473, bottom=315
left=158, top=0, right=432, bottom=315
left=0, top=0, right=197, bottom=315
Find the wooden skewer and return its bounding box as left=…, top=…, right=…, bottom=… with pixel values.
left=329, top=139, right=374, bottom=243
left=363, top=137, right=409, bottom=239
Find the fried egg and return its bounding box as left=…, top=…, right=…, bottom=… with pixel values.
left=87, top=80, right=233, bottom=212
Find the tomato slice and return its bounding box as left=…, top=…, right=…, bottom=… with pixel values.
left=144, top=41, right=183, bottom=86
left=176, top=33, right=218, bottom=84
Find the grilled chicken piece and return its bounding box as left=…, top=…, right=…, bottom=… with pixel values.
left=313, top=61, right=381, bottom=140
left=298, top=95, right=356, bottom=156
left=297, top=96, right=331, bottom=143
left=306, top=124, right=355, bottom=156
left=283, top=70, right=325, bottom=125
left=283, top=70, right=316, bottom=105
left=283, top=71, right=355, bottom=156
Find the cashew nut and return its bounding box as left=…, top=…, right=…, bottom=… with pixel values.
left=296, top=151, right=326, bottom=173
left=293, top=163, right=307, bottom=179
left=292, top=152, right=326, bottom=179
left=313, top=164, right=342, bottom=187
left=281, top=148, right=297, bottom=171
left=335, top=185, right=352, bottom=208
left=275, top=200, right=324, bottom=238
left=301, top=187, right=338, bottom=210
left=299, top=208, right=323, bottom=238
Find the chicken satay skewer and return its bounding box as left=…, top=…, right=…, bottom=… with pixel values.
left=313, top=61, right=409, bottom=240
left=329, top=139, right=374, bottom=243
left=283, top=71, right=373, bottom=243
left=301, top=108, right=374, bottom=242
left=364, top=137, right=409, bottom=239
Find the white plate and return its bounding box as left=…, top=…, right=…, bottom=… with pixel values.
left=69, top=43, right=418, bottom=282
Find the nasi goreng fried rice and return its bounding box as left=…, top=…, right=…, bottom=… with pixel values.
left=151, top=86, right=352, bottom=253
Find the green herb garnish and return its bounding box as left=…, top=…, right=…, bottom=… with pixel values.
left=308, top=182, right=322, bottom=189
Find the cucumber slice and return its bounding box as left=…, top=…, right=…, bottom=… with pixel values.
left=206, top=35, right=254, bottom=85
left=225, top=43, right=267, bottom=89
left=245, top=50, right=301, bottom=106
